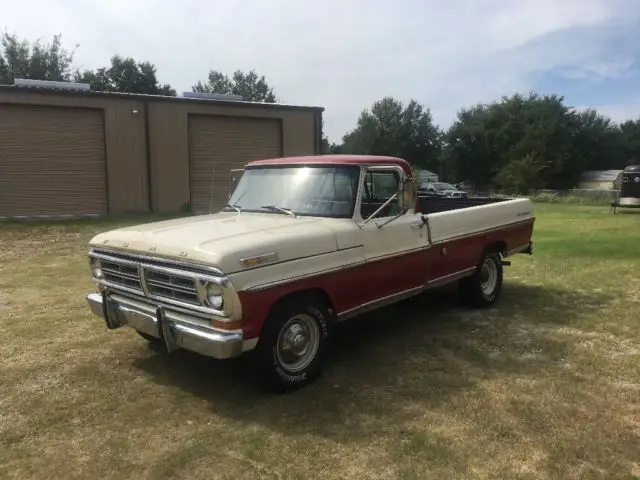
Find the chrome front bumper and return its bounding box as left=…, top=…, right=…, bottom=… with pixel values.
left=87, top=291, right=250, bottom=359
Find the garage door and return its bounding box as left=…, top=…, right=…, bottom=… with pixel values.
left=189, top=115, right=282, bottom=213
left=0, top=104, right=107, bottom=217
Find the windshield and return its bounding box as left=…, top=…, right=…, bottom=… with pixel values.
left=226, top=165, right=361, bottom=218
left=433, top=182, right=456, bottom=191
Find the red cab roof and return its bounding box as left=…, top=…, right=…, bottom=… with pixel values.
left=246, top=154, right=412, bottom=175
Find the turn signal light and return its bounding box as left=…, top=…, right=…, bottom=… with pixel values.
left=212, top=319, right=242, bottom=331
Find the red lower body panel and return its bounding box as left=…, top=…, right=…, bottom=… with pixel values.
left=238, top=219, right=534, bottom=340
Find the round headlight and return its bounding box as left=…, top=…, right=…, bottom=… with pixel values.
left=205, top=282, right=224, bottom=309
left=91, top=258, right=103, bottom=279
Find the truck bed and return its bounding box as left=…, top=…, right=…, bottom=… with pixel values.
left=418, top=195, right=509, bottom=214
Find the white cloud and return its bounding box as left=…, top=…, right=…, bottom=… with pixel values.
left=3, top=0, right=640, bottom=142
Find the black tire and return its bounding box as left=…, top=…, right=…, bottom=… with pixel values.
left=458, top=251, right=503, bottom=308
left=249, top=294, right=332, bottom=393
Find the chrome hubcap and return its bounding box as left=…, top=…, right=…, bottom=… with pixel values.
left=480, top=257, right=498, bottom=296
left=276, top=314, right=320, bottom=373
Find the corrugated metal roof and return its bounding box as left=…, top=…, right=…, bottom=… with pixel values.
left=0, top=85, right=324, bottom=112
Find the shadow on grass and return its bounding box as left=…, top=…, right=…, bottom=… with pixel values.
left=129, top=282, right=640, bottom=476
left=132, top=282, right=612, bottom=432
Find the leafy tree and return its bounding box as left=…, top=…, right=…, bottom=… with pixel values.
left=619, top=118, right=640, bottom=166
left=442, top=92, right=619, bottom=191
left=0, top=32, right=77, bottom=84
left=341, top=97, right=442, bottom=171
left=193, top=69, right=277, bottom=102
left=495, top=152, right=549, bottom=194
left=442, top=104, right=495, bottom=189
left=75, top=55, right=176, bottom=95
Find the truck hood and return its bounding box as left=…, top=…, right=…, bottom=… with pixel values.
left=88, top=212, right=340, bottom=274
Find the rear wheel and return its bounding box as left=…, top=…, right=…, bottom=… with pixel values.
left=250, top=294, right=332, bottom=393
left=459, top=251, right=503, bottom=307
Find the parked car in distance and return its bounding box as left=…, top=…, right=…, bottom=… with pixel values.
left=85, top=154, right=534, bottom=392
left=420, top=181, right=468, bottom=198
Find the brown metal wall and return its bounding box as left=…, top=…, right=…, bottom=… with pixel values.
left=188, top=115, right=282, bottom=213
left=0, top=91, right=149, bottom=214
left=0, top=104, right=107, bottom=216
left=0, top=89, right=320, bottom=216
left=148, top=102, right=317, bottom=213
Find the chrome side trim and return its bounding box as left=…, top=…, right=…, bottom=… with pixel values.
left=335, top=266, right=479, bottom=322
left=337, top=285, right=425, bottom=321
left=426, top=267, right=476, bottom=289
left=245, top=259, right=366, bottom=292
left=364, top=245, right=429, bottom=264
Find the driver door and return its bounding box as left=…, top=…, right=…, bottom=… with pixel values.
left=357, top=165, right=430, bottom=297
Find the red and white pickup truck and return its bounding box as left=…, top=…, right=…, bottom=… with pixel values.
left=86, top=155, right=534, bottom=392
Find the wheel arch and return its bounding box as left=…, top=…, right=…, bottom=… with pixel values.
left=264, top=287, right=336, bottom=326
left=482, top=240, right=507, bottom=259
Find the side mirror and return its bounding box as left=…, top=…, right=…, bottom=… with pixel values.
left=400, top=177, right=418, bottom=212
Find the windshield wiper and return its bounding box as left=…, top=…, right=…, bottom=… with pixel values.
left=224, top=203, right=242, bottom=213
left=261, top=205, right=296, bottom=218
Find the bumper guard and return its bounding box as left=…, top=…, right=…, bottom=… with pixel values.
left=87, top=291, right=247, bottom=359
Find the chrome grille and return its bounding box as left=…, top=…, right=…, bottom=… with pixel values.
left=144, top=269, right=199, bottom=305
left=100, top=259, right=142, bottom=291
left=91, top=249, right=207, bottom=307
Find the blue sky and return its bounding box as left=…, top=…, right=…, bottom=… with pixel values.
left=3, top=0, right=640, bottom=142
left=527, top=18, right=640, bottom=117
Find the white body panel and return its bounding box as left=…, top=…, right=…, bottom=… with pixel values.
left=357, top=211, right=427, bottom=262
left=89, top=198, right=533, bottom=292
left=427, top=198, right=534, bottom=244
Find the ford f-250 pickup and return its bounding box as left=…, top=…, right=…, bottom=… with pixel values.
left=86, top=154, right=534, bottom=392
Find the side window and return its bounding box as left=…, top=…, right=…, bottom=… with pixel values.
left=360, top=169, right=401, bottom=219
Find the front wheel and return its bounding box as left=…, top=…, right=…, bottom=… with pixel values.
left=458, top=251, right=503, bottom=307
left=250, top=295, right=332, bottom=393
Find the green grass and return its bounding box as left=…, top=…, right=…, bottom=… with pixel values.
left=1, top=204, right=639, bottom=479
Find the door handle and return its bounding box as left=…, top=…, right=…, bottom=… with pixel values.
left=410, top=221, right=424, bottom=229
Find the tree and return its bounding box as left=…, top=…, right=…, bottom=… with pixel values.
left=74, top=55, right=176, bottom=95
left=193, top=69, right=277, bottom=102
left=0, top=32, right=77, bottom=84
left=619, top=118, right=640, bottom=166
left=442, top=104, right=495, bottom=189
left=341, top=97, right=442, bottom=171
left=495, top=152, right=549, bottom=194
left=442, top=92, right=613, bottom=191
